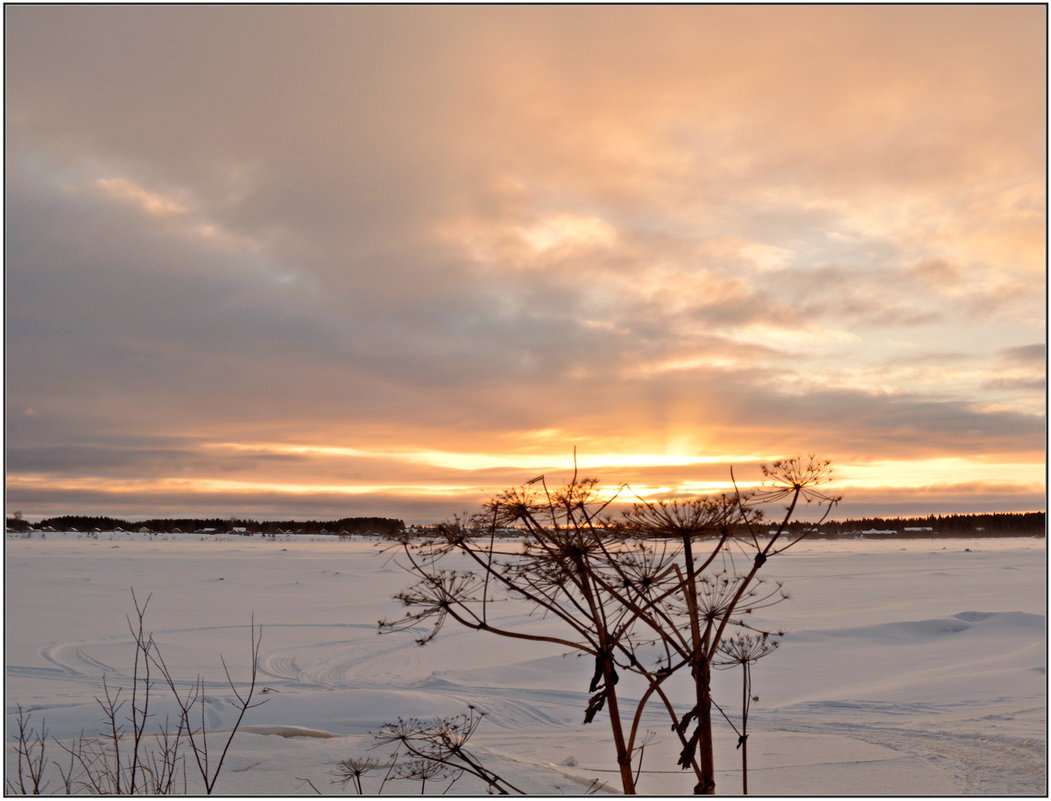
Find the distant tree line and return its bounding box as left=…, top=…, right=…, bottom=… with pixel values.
left=789, top=511, right=1045, bottom=537
left=5, top=512, right=1043, bottom=538
left=11, top=515, right=405, bottom=536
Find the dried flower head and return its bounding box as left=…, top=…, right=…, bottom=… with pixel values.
left=755, top=455, right=840, bottom=505
left=713, top=632, right=780, bottom=668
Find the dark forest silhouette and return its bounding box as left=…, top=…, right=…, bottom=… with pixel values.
left=5, top=512, right=1043, bottom=538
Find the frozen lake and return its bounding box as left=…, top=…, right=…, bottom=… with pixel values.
left=5, top=532, right=1046, bottom=795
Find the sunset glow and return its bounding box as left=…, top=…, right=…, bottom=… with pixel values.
left=6, top=5, right=1045, bottom=523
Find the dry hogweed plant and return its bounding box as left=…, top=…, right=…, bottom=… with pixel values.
left=714, top=632, right=781, bottom=794
left=381, top=454, right=840, bottom=795
left=334, top=707, right=522, bottom=795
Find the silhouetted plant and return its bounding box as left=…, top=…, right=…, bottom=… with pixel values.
left=6, top=706, right=50, bottom=794
left=8, top=591, right=263, bottom=795
left=381, top=467, right=647, bottom=792
left=392, top=756, right=457, bottom=793
left=612, top=455, right=838, bottom=793
left=714, top=632, right=780, bottom=794
left=333, top=704, right=611, bottom=795
left=330, top=755, right=393, bottom=794
left=334, top=707, right=520, bottom=795
left=382, top=455, right=839, bottom=794
left=374, top=707, right=523, bottom=794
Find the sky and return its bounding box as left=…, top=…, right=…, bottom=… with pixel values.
left=5, top=5, right=1046, bottom=524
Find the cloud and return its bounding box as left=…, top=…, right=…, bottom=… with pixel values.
left=93, top=178, right=191, bottom=217
left=831, top=484, right=1046, bottom=520
left=908, top=258, right=963, bottom=288
left=5, top=5, right=1045, bottom=520
left=981, top=378, right=1046, bottom=393
left=1001, top=343, right=1047, bottom=366
left=5, top=484, right=476, bottom=524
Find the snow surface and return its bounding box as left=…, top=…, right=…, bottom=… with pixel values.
left=5, top=532, right=1046, bottom=795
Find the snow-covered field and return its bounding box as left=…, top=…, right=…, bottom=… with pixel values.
left=5, top=531, right=1046, bottom=795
